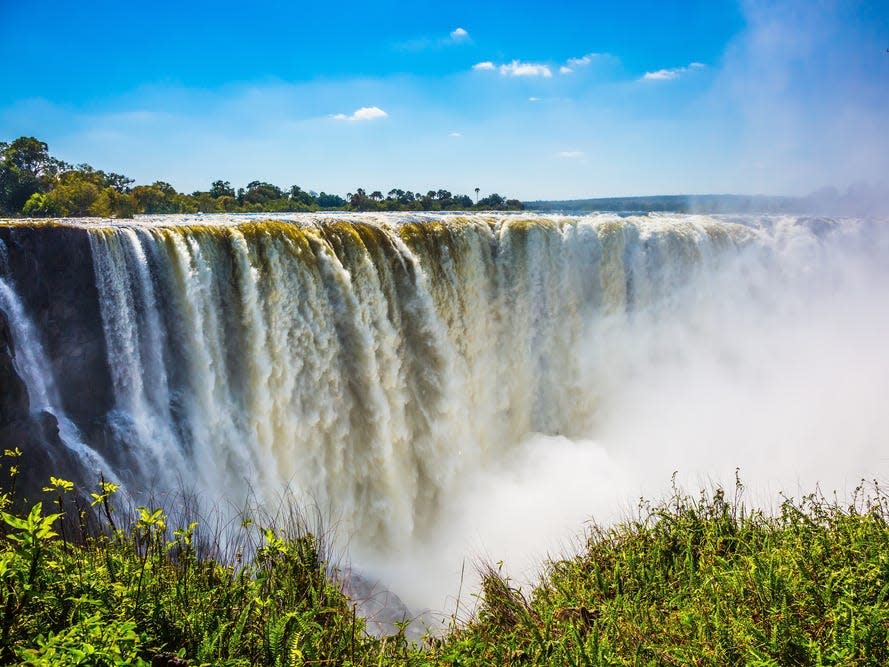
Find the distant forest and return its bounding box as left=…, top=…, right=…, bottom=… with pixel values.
left=0, top=137, right=523, bottom=218
left=526, top=187, right=888, bottom=216
left=526, top=194, right=804, bottom=214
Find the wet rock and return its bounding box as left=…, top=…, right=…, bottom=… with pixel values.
left=338, top=567, right=438, bottom=642
left=0, top=308, right=29, bottom=425
left=0, top=408, right=91, bottom=503
left=0, top=225, right=113, bottom=427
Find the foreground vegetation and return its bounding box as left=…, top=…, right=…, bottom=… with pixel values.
left=3, top=450, right=888, bottom=665
left=444, top=478, right=889, bottom=666
left=0, top=137, right=523, bottom=219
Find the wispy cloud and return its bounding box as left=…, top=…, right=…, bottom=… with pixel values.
left=450, top=27, right=468, bottom=41
left=557, top=150, right=585, bottom=158
left=567, top=54, right=595, bottom=67
left=332, top=106, right=388, bottom=121
left=641, top=62, right=705, bottom=81
left=449, top=131, right=462, bottom=137
left=560, top=53, right=606, bottom=74
left=474, top=60, right=552, bottom=77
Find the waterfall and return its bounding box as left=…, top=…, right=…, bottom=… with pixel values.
left=72, top=214, right=758, bottom=545
left=1, top=212, right=885, bottom=569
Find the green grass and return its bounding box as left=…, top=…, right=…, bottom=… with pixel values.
left=3, top=448, right=888, bottom=666
left=439, top=478, right=889, bottom=666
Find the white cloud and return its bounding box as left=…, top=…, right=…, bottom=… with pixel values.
left=332, top=106, right=388, bottom=121
left=473, top=60, right=552, bottom=77
left=398, top=27, right=471, bottom=51
left=641, top=62, right=706, bottom=81
left=559, top=66, right=573, bottom=74
left=499, top=60, right=552, bottom=78
left=643, top=69, right=681, bottom=81
left=529, top=97, right=540, bottom=102
left=472, top=61, right=496, bottom=71
left=449, top=131, right=462, bottom=137
left=557, top=150, right=584, bottom=158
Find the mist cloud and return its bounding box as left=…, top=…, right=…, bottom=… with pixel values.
left=710, top=0, right=889, bottom=197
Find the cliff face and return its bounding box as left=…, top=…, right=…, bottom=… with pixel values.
left=0, top=304, right=81, bottom=500
left=0, top=224, right=112, bottom=498
left=0, top=307, right=30, bottom=424
left=0, top=225, right=112, bottom=426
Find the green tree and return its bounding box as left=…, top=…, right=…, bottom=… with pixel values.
left=189, top=191, right=216, bottom=212
left=478, top=193, right=506, bottom=209
left=419, top=190, right=438, bottom=210
left=103, top=172, right=134, bottom=193
left=89, top=187, right=137, bottom=218
left=0, top=137, right=68, bottom=213
left=215, top=195, right=238, bottom=211
left=209, top=180, right=235, bottom=198
left=349, top=188, right=373, bottom=211
left=288, top=185, right=317, bottom=209
left=45, top=171, right=103, bottom=216
left=131, top=182, right=181, bottom=213
left=241, top=181, right=283, bottom=205
left=316, top=192, right=346, bottom=208
left=21, top=193, right=63, bottom=217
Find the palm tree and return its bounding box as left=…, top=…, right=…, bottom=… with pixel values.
left=474, top=187, right=480, bottom=205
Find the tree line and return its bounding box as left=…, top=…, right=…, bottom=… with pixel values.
left=0, top=137, right=523, bottom=218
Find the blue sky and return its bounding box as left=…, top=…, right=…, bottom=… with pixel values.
left=1, top=1, right=888, bottom=199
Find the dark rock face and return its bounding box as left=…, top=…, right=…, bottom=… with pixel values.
left=0, top=308, right=29, bottom=424
left=0, top=409, right=79, bottom=501
left=0, top=224, right=112, bottom=499
left=0, top=306, right=84, bottom=500
left=0, top=225, right=112, bottom=427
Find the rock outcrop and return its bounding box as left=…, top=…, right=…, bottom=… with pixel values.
left=0, top=223, right=110, bottom=500
left=0, top=224, right=112, bottom=432
left=0, top=308, right=29, bottom=425
left=0, top=304, right=76, bottom=501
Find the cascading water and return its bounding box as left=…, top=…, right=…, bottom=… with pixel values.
left=1, top=212, right=887, bottom=615
left=76, top=215, right=748, bottom=547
